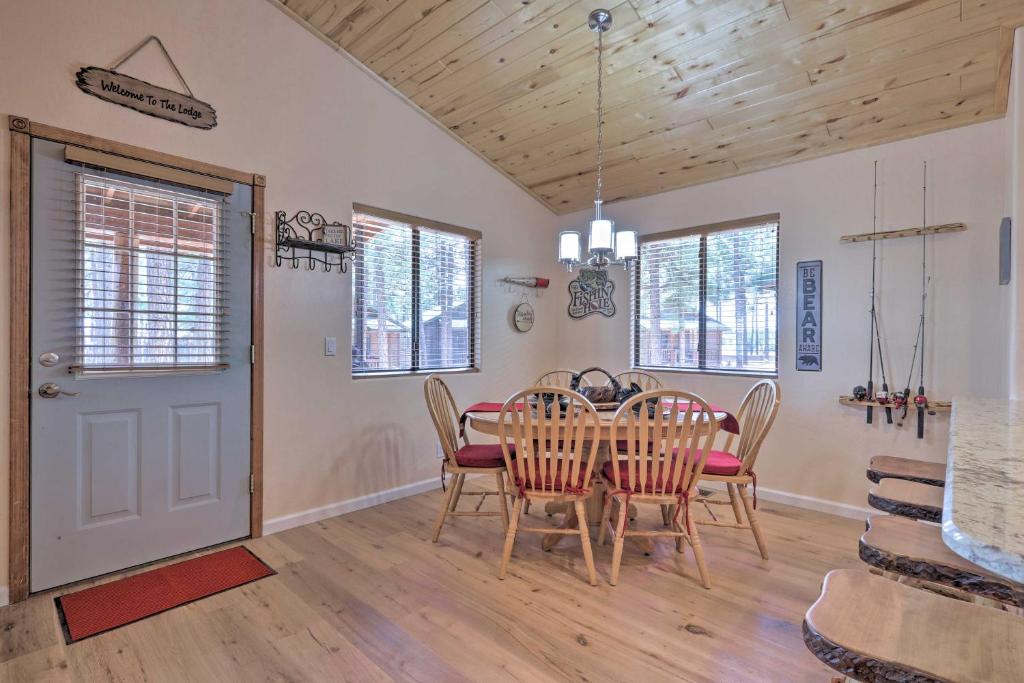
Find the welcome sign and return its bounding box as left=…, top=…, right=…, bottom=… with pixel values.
left=75, top=67, right=217, bottom=130
left=796, top=260, right=822, bottom=371
left=568, top=268, right=616, bottom=319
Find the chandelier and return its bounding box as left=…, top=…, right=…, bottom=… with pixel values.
left=557, top=9, right=638, bottom=272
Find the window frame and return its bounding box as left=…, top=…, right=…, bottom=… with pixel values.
left=631, top=213, right=780, bottom=378
left=351, top=204, right=481, bottom=378
left=74, top=172, right=229, bottom=375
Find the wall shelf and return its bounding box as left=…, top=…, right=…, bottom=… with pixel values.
left=839, top=222, right=965, bottom=244
left=838, top=395, right=951, bottom=412
left=275, top=210, right=355, bottom=273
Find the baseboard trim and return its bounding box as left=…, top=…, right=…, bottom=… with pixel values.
left=0, top=585, right=9, bottom=607
left=700, top=481, right=872, bottom=520
left=263, top=476, right=441, bottom=536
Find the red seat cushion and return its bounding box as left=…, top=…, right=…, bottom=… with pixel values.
left=510, top=458, right=587, bottom=491
left=453, top=443, right=512, bottom=468
left=601, top=459, right=685, bottom=493
left=699, top=450, right=744, bottom=476
left=602, top=450, right=745, bottom=490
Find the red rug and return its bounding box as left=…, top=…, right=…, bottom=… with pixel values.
left=55, top=546, right=275, bottom=643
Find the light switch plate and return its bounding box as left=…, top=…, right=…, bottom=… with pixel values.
left=324, top=337, right=337, bottom=356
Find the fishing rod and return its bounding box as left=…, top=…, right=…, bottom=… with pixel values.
left=916, top=162, right=929, bottom=438
left=864, top=162, right=892, bottom=423
left=865, top=162, right=878, bottom=424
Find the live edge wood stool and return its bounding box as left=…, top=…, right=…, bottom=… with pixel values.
left=804, top=569, right=1024, bottom=683
left=867, top=455, right=945, bottom=487
left=867, top=479, right=943, bottom=523
left=861, top=515, right=1024, bottom=608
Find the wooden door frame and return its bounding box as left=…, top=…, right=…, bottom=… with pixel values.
left=7, top=116, right=266, bottom=603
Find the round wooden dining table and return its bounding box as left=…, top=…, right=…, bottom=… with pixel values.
left=464, top=406, right=727, bottom=551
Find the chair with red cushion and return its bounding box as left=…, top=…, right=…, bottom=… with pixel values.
left=694, top=379, right=780, bottom=560
left=497, top=387, right=602, bottom=586
left=597, top=391, right=720, bottom=587
left=424, top=375, right=511, bottom=543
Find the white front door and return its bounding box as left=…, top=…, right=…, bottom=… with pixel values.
left=29, top=139, right=253, bottom=591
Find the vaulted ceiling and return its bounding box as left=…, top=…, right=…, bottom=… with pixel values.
left=273, top=0, right=1024, bottom=213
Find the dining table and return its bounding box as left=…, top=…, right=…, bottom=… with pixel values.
left=463, top=402, right=733, bottom=552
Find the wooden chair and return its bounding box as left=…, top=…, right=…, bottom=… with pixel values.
left=612, top=371, right=662, bottom=392
left=867, top=479, right=943, bottom=523
left=861, top=515, right=1024, bottom=608
left=693, top=379, right=780, bottom=560
left=867, top=455, right=945, bottom=487
left=423, top=375, right=510, bottom=542
left=497, top=387, right=601, bottom=586
left=804, top=569, right=1024, bottom=683
left=598, top=391, right=720, bottom=587
left=534, top=370, right=590, bottom=389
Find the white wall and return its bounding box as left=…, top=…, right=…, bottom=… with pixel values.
left=1009, top=27, right=1024, bottom=398
left=0, top=0, right=560, bottom=596
left=554, top=119, right=1011, bottom=511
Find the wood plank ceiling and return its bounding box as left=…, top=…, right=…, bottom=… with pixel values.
left=273, top=0, right=1024, bottom=214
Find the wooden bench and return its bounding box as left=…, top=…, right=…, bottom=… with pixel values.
left=804, top=569, right=1024, bottom=682
left=861, top=515, right=1024, bottom=608
left=867, top=455, right=945, bottom=487
left=867, top=479, right=943, bottom=522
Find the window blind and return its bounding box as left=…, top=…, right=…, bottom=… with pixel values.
left=74, top=172, right=229, bottom=372
left=351, top=208, right=481, bottom=374
left=633, top=216, right=778, bottom=375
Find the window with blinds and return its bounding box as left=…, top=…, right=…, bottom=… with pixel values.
left=351, top=206, right=480, bottom=375
left=76, top=173, right=227, bottom=372
left=633, top=215, right=778, bottom=375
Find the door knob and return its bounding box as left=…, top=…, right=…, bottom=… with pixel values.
left=38, top=383, right=79, bottom=399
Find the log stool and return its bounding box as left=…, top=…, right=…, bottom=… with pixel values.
left=867, top=479, right=943, bottom=522
left=861, top=515, right=1024, bottom=608
left=866, top=455, right=945, bottom=487
left=804, top=569, right=1024, bottom=682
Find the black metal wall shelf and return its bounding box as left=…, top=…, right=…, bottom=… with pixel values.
left=275, top=210, right=355, bottom=273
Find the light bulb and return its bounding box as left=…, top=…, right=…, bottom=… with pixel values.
left=589, top=219, right=614, bottom=253
left=558, top=231, right=581, bottom=264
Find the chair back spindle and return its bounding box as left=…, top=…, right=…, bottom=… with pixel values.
left=498, top=387, right=600, bottom=496
left=612, top=371, right=663, bottom=392
left=424, top=375, right=464, bottom=462
left=727, top=379, right=780, bottom=474
left=609, top=391, right=719, bottom=497
left=535, top=370, right=590, bottom=389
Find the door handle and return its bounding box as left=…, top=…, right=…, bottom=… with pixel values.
left=38, top=383, right=79, bottom=399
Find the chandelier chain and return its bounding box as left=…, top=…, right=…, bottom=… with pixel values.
left=595, top=28, right=604, bottom=210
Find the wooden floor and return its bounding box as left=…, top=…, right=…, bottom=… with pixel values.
left=1, top=482, right=864, bottom=682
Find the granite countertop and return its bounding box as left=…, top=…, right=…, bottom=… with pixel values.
left=943, top=397, right=1024, bottom=583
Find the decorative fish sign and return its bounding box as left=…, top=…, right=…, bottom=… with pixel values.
left=568, top=268, right=615, bottom=319
left=75, top=67, right=217, bottom=130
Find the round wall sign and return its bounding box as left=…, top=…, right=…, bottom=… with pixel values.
left=513, top=302, right=535, bottom=332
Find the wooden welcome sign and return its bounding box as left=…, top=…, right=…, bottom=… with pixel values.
left=75, top=37, right=217, bottom=130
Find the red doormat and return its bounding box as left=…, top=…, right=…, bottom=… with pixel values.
left=55, top=546, right=275, bottom=643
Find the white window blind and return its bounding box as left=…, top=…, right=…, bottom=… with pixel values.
left=351, top=207, right=480, bottom=374
left=633, top=216, right=778, bottom=375
left=75, top=173, right=228, bottom=372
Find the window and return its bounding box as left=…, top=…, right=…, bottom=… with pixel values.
left=76, top=173, right=226, bottom=372
left=351, top=205, right=480, bottom=375
left=633, top=215, right=778, bottom=375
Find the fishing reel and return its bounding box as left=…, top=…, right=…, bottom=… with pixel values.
left=892, top=391, right=909, bottom=409
left=914, top=394, right=928, bottom=407
left=874, top=389, right=889, bottom=405
left=852, top=385, right=868, bottom=401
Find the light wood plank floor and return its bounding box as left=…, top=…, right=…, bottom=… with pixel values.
left=2, top=482, right=864, bottom=682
